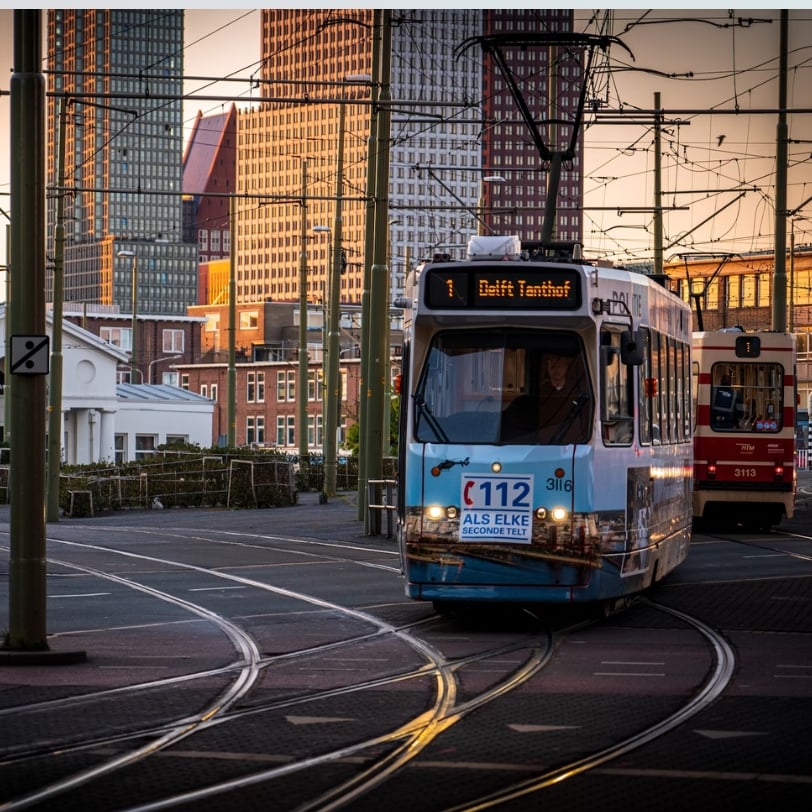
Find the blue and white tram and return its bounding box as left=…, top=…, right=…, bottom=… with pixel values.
left=396, top=237, right=694, bottom=610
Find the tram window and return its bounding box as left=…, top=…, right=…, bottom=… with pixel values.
left=413, top=329, right=591, bottom=445
left=709, top=362, right=783, bottom=432
left=600, top=327, right=633, bottom=445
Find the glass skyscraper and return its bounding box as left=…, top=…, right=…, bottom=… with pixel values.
left=46, top=9, right=198, bottom=316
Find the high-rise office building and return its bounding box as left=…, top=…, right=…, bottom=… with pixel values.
left=482, top=9, right=582, bottom=246
left=238, top=9, right=580, bottom=313
left=46, top=9, right=198, bottom=317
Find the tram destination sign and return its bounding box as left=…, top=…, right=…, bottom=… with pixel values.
left=425, top=266, right=581, bottom=310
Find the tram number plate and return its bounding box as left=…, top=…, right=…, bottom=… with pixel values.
left=459, top=474, right=533, bottom=543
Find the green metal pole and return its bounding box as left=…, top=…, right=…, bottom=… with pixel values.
left=358, top=9, right=382, bottom=520
left=324, top=99, right=346, bottom=499
left=227, top=196, right=236, bottom=446
left=364, top=9, right=392, bottom=534
left=7, top=9, right=47, bottom=650
left=298, top=160, right=309, bottom=461
left=653, top=92, right=663, bottom=278
left=46, top=98, right=67, bottom=522
left=4, top=223, right=11, bottom=444
left=773, top=10, right=788, bottom=332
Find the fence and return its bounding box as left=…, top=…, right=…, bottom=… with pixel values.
left=55, top=452, right=297, bottom=516
left=0, top=452, right=399, bottom=518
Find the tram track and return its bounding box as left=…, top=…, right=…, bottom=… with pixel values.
left=697, top=528, right=812, bottom=565
left=0, top=522, right=760, bottom=811
left=0, top=532, right=559, bottom=811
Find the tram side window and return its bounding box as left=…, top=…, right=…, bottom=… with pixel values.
left=642, top=329, right=666, bottom=444
left=600, top=327, right=633, bottom=445
left=639, top=328, right=653, bottom=443
left=710, top=362, right=783, bottom=432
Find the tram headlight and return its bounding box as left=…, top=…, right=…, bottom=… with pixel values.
left=425, top=504, right=459, bottom=521
left=534, top=507, right=548, bottom=521
left=551, top=506, right=568, bottom=522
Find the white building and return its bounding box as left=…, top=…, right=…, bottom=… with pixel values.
left=114, top=383, right=214, bottom=464
left=0, top=305, right=214, bottom=464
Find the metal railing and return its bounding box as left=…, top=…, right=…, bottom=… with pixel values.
left=367, top=478, right=397, bottom=537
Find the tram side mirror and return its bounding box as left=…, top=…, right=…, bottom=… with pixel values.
left=620, top=329, right=645, bottom=366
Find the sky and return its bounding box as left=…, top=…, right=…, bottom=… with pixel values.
left=1, top=6, right=811, bottom=268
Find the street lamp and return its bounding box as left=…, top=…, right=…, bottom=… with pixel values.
left=116, top=250, right=138, bottom=381
left=148, top=355, right=181, bottom=385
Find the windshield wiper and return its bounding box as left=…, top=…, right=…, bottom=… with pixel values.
left=550, top=392, right=590, bottom=445
left=414, top=394, right=449, bottom=443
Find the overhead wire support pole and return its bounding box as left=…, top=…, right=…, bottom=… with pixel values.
left=298, top=160, right=309, bottom=461
left=46, top=97, right=68, bottom=523
left=364, top=8, right=392, bottom=534
left=773, top=9, right=788, bottom=333
left=324, top=98, right=346, bottom=500
left=5, top=10, right=84, bottom=661
left=653, top=92, right=664, bottom=278
left=227, top=196, right=236, bottom=447
left=358, top=10, right=382, bottom=521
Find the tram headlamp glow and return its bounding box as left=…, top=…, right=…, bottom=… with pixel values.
left=491, top=461, right=502, bottom=473
left=425, top=504, right=459, bottom=521
left=551, top=506, right=568, bottom=522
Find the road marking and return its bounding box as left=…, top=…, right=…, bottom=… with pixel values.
left=695, top=729, right=768, bottom=739
left=188, top=586, right=247, bottom=592
left=597, top=767, right=812, bottom=784
left=285, top=715, right=353, bottom=725
left=48, top=592, right=111, bottom=598
left=508, top=724, right=579, bottom=733
left=775, top=664, right=812, bottom=678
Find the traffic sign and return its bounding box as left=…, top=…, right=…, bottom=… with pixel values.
left=10, top=335, right=50, bottom=375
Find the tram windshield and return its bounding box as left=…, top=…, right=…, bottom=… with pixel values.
left=414, top=329, right=592, bottom=445
left=709, top=361, right=784, bottom=432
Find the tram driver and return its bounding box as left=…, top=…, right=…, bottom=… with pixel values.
left=501, top=350, right=591, bottom=444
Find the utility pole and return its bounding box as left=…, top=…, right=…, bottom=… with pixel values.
left=773, top=10, right=788, bottom=332
left=323, top=100, right=346, bottom=499
left=4, top=10, right=82, bottom=661
left=358, top=10, right=383, bottom=521
left=227, top=196, right=236, bottom=446
left=298, top=160, right=309, bottom=461
left=653, top=92, right=664, bottom=278
left=363, top=9, right=393, bottom=533
left=46, top=98, right=67, bottom=522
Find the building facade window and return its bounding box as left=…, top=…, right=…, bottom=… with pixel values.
left=135, top=434, right=157, bottom=461
left=114, top=434, right=126, bottom=466
left=165, top=434, right=188, bottom=446
left=101, top=325, right=132, bottom=351
left=162, top=329, right=184, bottom=353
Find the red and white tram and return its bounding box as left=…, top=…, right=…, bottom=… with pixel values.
left=692, top=328, right=797, bottom=529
